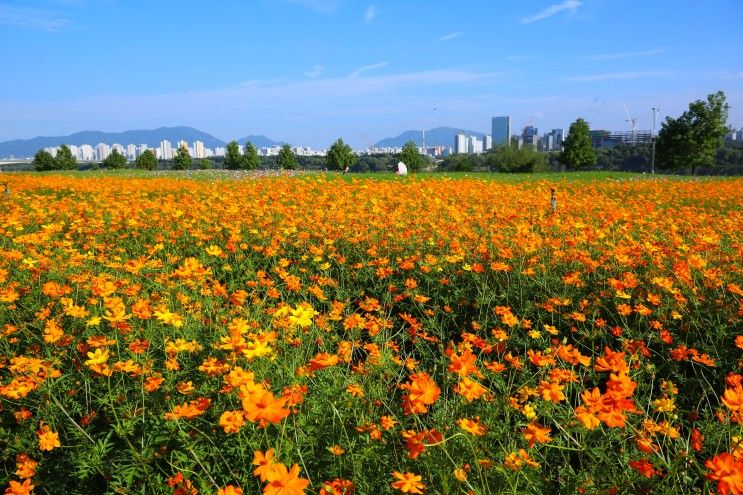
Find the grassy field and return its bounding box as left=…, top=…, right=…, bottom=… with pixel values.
left=0, top=171, right=742, bottom=494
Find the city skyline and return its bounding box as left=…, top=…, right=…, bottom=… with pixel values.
left=1, top=0, right=742, bottom=148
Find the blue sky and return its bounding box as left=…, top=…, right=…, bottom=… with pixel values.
left=1, top=0, right=742, bottom=147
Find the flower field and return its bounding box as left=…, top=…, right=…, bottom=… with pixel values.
left=1, top=172, right=742, bottom=494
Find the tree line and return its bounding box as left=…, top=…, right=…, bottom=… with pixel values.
left=30, top=91, right=734, bottom=175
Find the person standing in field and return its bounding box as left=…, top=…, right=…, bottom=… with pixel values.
left=396, top=161, right=408, bottom=176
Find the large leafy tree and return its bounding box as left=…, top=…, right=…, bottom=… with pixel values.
left=326, top=138, right=356, bottom=171
left=656, top=91, right=730, bottom=175
left=243, top=142, right=260, bottom=170
left=172, top=146, right=192, bottom=170
left=55, top=144, right=77, bottom=170
left=32, top=149, right=56, bottom=171
left=135, top=149, right=158, bottom=170
left=398, top=141, right=424, bottom=172
left=559, top=118, right=596, bottom=170
left=102, top=149, right=127, bottom=169
left=277, top=144, right=297, bottom=170
left=486, top=145, right=547, bottom=173
left=224, top=141, right=243, bottom=170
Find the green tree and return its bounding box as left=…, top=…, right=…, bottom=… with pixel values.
left=32, top=149, right=56, bottom=171
left=326, top=138, right=356, bottom=171
left=135, top=149, right=158, bottom=170
left=398, top=140, right=424, bottom=172
left=656, top=91, right=730, bottom=175
left=55, top=144, right=77, bottom=170
left=200, top=158, right=212, bottom=170
left=277, top=144, right=297, bottom=170
left=102, top=149, right=127, bottom=169
left=224, top=140, right=243, bottom=170
left=485, top=145, right=548, bottom=173
left=243, top=142, right=260, bottom=170
left=441, top=153, right=478, bottom=172
left=559, top=118, right=596, bottom=170
left=172, top=146, right=192, bottom=170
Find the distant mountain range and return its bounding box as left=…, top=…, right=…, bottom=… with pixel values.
left=0, top=125, right=486, bottom=159
left=0, top=127, right=283, bottom=158
left=373, top=126, right=485, bottom=148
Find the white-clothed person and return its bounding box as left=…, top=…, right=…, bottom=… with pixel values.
left=396, top=161, right=408, bottom=176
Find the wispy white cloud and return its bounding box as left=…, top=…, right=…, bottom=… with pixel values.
left=304, top=65, right=325, bottom=78
left=563, top=70, right=675, bottom=82
left=0, top=5, right=70, bottom=31
left=583, top=49, right=666, bottom=61
left=521, top=0, right=582, bottom=24
left=348, top=62, right=388, bottom=77
left=437, top=32, right=463, bottom=42
left=285, top=0, right=337, bottom=13
left=364, top=5, right=377, bottom=24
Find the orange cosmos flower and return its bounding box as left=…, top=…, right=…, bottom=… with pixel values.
left=454, top=377, right=487, bottom=402
left=308, top=352, right=340, bottom=371
left=217, top=486, right=243, bottom=495
left=242, top=389, right=290, bottom=425
left=723, top=386, right=743, bottom=412
left=37, top=426, right=61, bottom=451
left=346, top=383, right=364, bottom=397
left=4, top=479, right=34, bottom=495
left=253, top=449, right=276, bottom=482
left=263, top=463, right=309, bottom=495
left=457, top=417, right=487, bottom=436
left=219, top=410, right=246, bottom=433
left=522, top=422, right=552, bottom=448
left=705, top=452, right=743, bottom=495
left=15, top=454, right=37, bottom=479
left=391, top=471, right=425, bottom=494
left=400, top=372, right=441, bottom=415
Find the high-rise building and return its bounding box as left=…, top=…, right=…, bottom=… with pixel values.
left=492, top=116, right=511, bottom=147
left=112, top=143, right=125, bottom=155
left=542, top=134, right=554, bottom=151
left=177, top=140, right=189, bottom=151
left=469, top=136, right=483, bottom=154
left=95, top=143, right=111, bottom=161
left=736, top=128, right=743, bottom=141
left=160, top=140, right=173, bottom=160
left=79, top=144, right=95, bottom=161
left=193, top=140, right=205, bottom=159
left=484, top=135, right=492, bottom=151
left=138, top=144, right=148, bottom=157
left=552, top=129, right=565, bottom=149
left=522, top=126, right=539, bottom=145
left=455, top=133, right=468, bottom=154
left=126, top=144, right=137, bottom=160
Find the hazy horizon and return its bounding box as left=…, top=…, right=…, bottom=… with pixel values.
left=1, top=0, right=742, bottom=148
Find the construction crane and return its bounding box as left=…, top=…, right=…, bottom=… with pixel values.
left=587, top=99, right=606, bottom=125
left=622, top=102, right=638, bottom=144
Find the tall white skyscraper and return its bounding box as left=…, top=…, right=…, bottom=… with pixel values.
left=126, top=144, right=136, bottom=160
left=177, top=140, right=189, bottom=151
left=193, top=140, right=205, bottom=158
left=95, top=143, right=111, bottom=161
left=79, top=144, right=95, bottom=161
left=469, top=136, right=483, bottom=154
left=160, top=140, right=173, bottom=160
left=492, top=116, right=511, bottom=147
left=552, top=128, right=565, bottom=149
left=484, top=135, right=492, bottom=151
left=455, top=133, right=468, bottom=154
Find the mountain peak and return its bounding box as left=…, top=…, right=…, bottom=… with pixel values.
left=373, top=126, right=486, bottom=148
